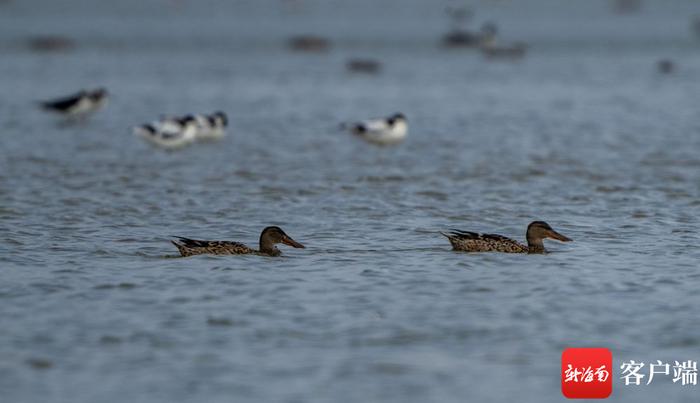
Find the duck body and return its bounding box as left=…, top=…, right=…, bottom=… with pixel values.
left=40, top=88, right=108, bottom=118
left=442, top=230, right=529, bottom=253
left=172, top=238, right=257, bottom=257
left=172, top=226, right=305, bottom=257
left=442, top=221, right=571, bottom=254
left=350, top=113, right=407, bottom=145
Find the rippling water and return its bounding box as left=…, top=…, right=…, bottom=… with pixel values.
left=1, top=0, right=700, bottom=402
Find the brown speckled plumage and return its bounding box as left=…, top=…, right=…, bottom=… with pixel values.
left=172, top=238, right=257, bottom=257
left=442, top=221, right=572, bottom=254
left=171, top=226, right=305, bottom=257
left=442, top=230, right=529, bottom=253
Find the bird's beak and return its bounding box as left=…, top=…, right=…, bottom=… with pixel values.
left=282, top=236, right=305, bottom=248
left=547, top=229, right=572, bottom=242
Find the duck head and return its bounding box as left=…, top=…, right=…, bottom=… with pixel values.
left=525, top=221, right=571, bottom=253
left=259, top=226, right=305, bottom=256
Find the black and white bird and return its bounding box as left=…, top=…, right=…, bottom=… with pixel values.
left=194, top=111, right=228, bottom=141
left=133, top=115, right=198, bottom=150
left=347, top=113, right=408, bottom=145
left=39, top=88, right=108, bottom=118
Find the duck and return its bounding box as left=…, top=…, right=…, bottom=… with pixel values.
left=172, top=226, right=305, bottom=257
left=39, top=88, right=108, bottom=118
left=133, top=115, right=198, bottom=150
left=348, top=113, right=408, bottom=145
left=441, top=221, right=572, bottom=254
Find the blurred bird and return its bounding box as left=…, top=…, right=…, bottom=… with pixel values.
left=346, top=113, right=408, bottom=145
left=657, top=59, right=675, bottom=75
left=288, top=35, right=330, bottom=52
left=442, top=22, right=497, bottom=48
left=346, top=58, right=382, bottom=74
left=133, top=115, right=198, bottom=150
left=39, top=88, right=108, bottom=119
left=194, top=111, right=228, bottom=141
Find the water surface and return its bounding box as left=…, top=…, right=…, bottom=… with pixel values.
left=1, top=1, right=699, bottom=402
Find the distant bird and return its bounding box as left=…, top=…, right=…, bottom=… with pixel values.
left=194, top=111, right=228, bottom=141
left=347, top=113, right=408, bottom=145
left=346, top=58, right=382, bottom=74
left=442, top=22, right=498, bottom=48
left=657, top=59, right=675, bottom=75
left=441, top=221, right=572, bottom=254
left=39, top=88, right=108, bottom=118
left=133, top=115, right=198, bottom=150
left=288, top=35, right=331, bottom=52
left=442, top=30, right=482, bottom=48
left=27, top=35, right=74, bottom=52
left=172, top=226, right=305, bottom=257
left=156, top=115, right=191, bottom=134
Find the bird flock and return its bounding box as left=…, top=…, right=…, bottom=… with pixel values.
left=38, top=88, right=409, bottom=149
left=37, top=86, right=573, bottom=257
left=133, top=111, right=228, bottom=150
left=35, top=7, right=606, bottom=258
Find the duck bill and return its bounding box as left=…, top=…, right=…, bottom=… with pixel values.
left=547, top=230, right=572, bottom=242
left=282, top=236, right=305, bottom=249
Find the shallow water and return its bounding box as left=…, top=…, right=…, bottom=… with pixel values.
left=1, top=0, right=700, bottom=402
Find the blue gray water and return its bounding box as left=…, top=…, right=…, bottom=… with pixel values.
left=1, top=0, right=699, bottom=402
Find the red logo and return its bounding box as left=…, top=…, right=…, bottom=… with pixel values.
left=562, top=348, right=613, bottom=399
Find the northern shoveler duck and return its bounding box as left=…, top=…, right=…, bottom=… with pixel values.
left=348, top=113, right=408, bottom=145
left=172, top=226, right=305, bottom=257
left=442, top=221, right=572, bottom=254
left=40, top=88, right=108, bottom=118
